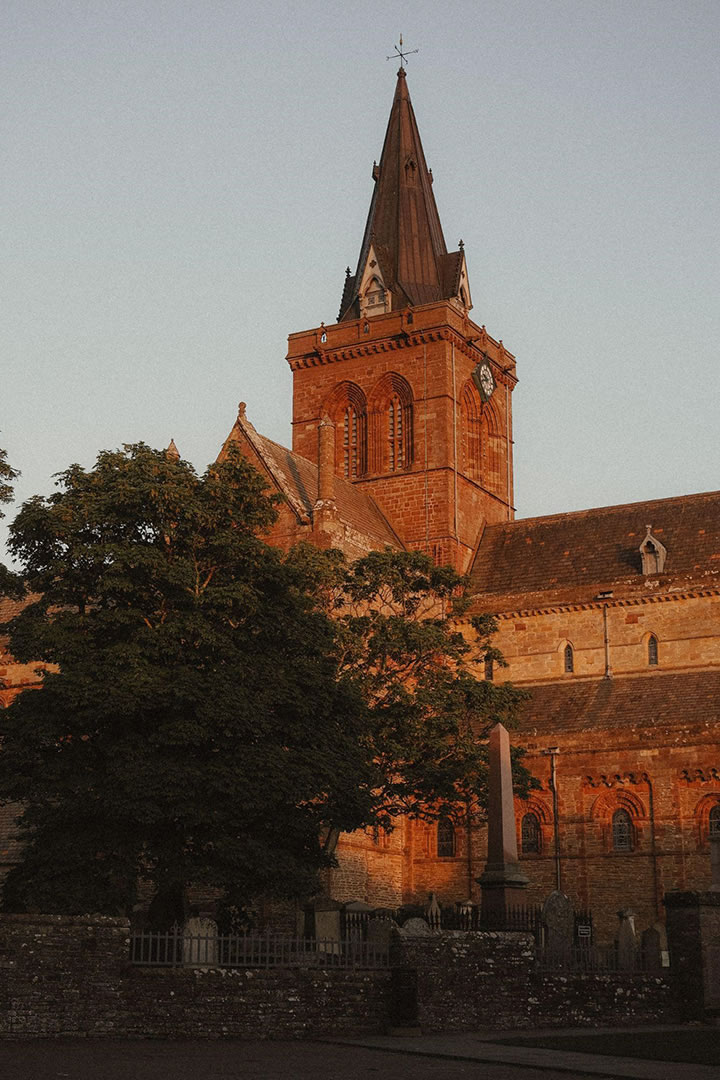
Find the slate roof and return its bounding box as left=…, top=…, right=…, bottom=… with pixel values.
left=515, top=669, right=720, bottom=741
left=339, top=69, right=464, bottom=320
left=227, top=414, right=403, bottom=552
left=468, top=490, right=720, bottom=609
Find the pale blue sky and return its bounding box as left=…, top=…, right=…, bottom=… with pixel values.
left=3, top=1, right=719, bottom=563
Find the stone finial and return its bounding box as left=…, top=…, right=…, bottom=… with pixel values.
left=237, top=402, right=247, bottom=421
left=165, top=439, right=180, bottom=461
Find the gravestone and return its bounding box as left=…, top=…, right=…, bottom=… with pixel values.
left=182, top=914, right=218, bottom=967
left=478, top=724, right=529, bottom=928
left=397, top=916, right=432, bottom=937
left=307, top=895, right=342, bottom=955
left=366, top=916, right=393, bottom=950
left=616, top=909, right=638, bottom=971
left=641, top=925, right=662, bottom=972
left=542, top=891, right=573, bottom=966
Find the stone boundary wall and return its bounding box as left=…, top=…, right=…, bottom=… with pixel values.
left=391, top=932, right=678, bottom=1032
left=0, top=915, right=389, bottom=1038
left=0, top=916, right=677, bottom=1038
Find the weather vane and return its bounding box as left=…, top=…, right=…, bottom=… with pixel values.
left=387, top=34, right=418, bottom=69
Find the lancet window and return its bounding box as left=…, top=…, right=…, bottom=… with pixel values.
left=648, top=635, right=658, bottom=666
left=368, top=373, right=413, bottom=474
left=324, top=382, right=368, bottom=480
left=564, top=644, right=574, bottom=674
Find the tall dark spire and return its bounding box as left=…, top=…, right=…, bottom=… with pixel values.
left=339, top=69, right=470, bottom=321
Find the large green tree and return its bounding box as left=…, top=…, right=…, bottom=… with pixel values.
left=0, top=444, right=531, bottom=917
left=0, top=442, right=22, bottom=597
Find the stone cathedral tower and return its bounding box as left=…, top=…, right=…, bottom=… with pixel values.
left=286, top=68, right=517, bottom=572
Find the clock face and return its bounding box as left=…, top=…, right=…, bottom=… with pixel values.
left=472, top=361, right=495, bottom=402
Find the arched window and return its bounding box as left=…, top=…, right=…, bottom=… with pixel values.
left=484, top=656, right=494, bottom=681
left=437, top=818, right=456, bottom=858
left=612, top=808, right=633, bottom=851
left=564, top=644, right=574, bottom=673
left=368, top=373, right=413, bottom=474
left=325, top=382, right=368, bottom=480
left=648, top=635, right=658, bottom=666
left=343, top=406, right=362, bottom=478
left=388, top=394, right=404, bottom=471
left=521, top=813, right=541, bottom=854
left=710, top=804, right=720, bottom=839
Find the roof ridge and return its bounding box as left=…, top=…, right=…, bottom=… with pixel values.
left=491, top=489, right=720, bottom=529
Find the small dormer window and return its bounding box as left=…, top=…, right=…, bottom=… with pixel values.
left=639, top=525, right=667, bottom=575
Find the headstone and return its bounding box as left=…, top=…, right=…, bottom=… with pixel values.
left=542, top=891, right=574, bottom=966
left=182, top=914, right=218, bottom=967
left=307, top=895, right=342, bottom=955
left=478, top=724, right=529, bottom=927
left=397, top=917, right=432, bottom=937
left=366, top=917, right=393, bottom=950
left=641, top=925, right=662, bottom=972
left=616, top=908, right=638, bottom=971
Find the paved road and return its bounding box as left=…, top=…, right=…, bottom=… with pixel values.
left=2, top=1034, right=719, bottom=1080
left=0, top=1037, right=643, bottom=1080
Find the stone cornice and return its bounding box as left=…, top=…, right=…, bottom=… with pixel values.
left=287, top=326, right=518, bottom=389
left=461, top=585, right=720, bottom=622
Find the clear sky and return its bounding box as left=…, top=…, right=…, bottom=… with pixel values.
left=3, top=0, right=719, bottom=563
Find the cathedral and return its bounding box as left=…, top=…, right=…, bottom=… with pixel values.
left=2, top=68, right=719, bottom=943
left=223, top=67, right=720, bottom=942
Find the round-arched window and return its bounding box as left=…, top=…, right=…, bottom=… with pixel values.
left=521, top=812, right=541, bottom=854
left=437, top=818, right=456, bottom=858
left=709, top=804, right=720, bottom=839
left=612, top=808, right=633, bottom=851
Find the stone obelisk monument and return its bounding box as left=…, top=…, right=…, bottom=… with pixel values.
left=478, top=723, right=529, bottom=928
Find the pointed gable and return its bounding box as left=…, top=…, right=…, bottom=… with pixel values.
left=339, top=69, right=469, bottom=320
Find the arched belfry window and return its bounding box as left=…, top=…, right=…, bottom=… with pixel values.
left=343, top=406, right=361, bottom=478
left=710, top=804, right=720, bottom=839
left=437, top=818, right=456, bottom=858
left=564, top=644, right=574, bottom=674
left=648, top=635, right=658, bottom=666
left=612, top=808, right=633, bottom=851
left=461, top=381, right=505, bottom=496
left=368, top=373, right=413, bottom=474
left=389, top=394, right=404, bottom=471
left=521, top=813, right=541, bottom=854
left=324, top=382, right=368, bottom=480
left=461, top=381, right=482, bottom=480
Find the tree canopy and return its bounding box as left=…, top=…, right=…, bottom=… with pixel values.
left=0, top=442, right=21, bottom=597
left=0, top=443, right=531, bottom=917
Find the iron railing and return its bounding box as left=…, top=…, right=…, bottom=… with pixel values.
left=130, top=930, right=389, bottom=970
